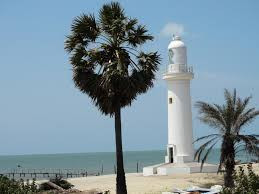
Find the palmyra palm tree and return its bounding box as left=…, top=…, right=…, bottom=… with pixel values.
left=195, top=89, right=259, bottom=187
left=64, top=2, right=160, bottom=193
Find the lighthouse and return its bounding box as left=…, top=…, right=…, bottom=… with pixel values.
left=163, top=36, right=194, bottom=164
left=143, top=36, right=218, bottom=176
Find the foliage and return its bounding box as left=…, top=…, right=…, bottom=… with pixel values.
left=194, top=89, right=259, bottom=187
left=64, top=1, right=160, bottom=116
left=0, top=175, right=38, bottom=194
left=221, top=164, right=259, bottom=194
left=39, top=176, right=73, bottom=191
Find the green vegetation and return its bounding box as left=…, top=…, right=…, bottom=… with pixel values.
left=221, top=164, right=259, bottom=194
left=0, top=175, right=75, bottom=193
left=0, top=175, right=37, bottom=194
left=65, top=2, right=160, bottom=194
left=195, top=89, right=259, bottom=187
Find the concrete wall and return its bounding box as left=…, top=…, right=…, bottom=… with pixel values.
left=167, top=79, right=194, bottom=163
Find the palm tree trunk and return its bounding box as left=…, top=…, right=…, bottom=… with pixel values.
left=222, top=137, right=235, bottom=188
left=114, top=105, right=127, bottom=194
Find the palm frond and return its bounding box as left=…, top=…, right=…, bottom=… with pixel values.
left=200, top=141, right=218, bottom=172
left=194, top=134, right=221, bottom=143
left=195, top=101, right=226, bottom=132
left=126, top=25, right=153, bottom=47
left=224, top=89, right=236, bottom=110
left=128, top=52, right=160, bottom=91
left=194, top=136, right=219, bottom=162
left=125, top=18, right=138, bottom=31
left=232, top=95, right=252, bottom=133
left=99, top=2, right=125, bottom=36
left=65, top=34, right=85, bottom=53
left=234, top=109, right=259, bottom=133
left=236, top=134, right=259, bottom=157
left=71, top=14, right=100, bottom=40
left=223, top=89, right=238, bottom=132
left=65, top=14, right=100, bottom=54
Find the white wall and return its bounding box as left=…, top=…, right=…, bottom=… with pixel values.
left=167, top=79, right=194, bottom=163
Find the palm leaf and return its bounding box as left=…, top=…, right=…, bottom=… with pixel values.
left=235, top=109, right=259, bottom=132
left=195, top=101, right=226, bottom=131
left=236, top=135, right=259, bottom=157
left=200, top=141, right=218, bottom=172
left=193, top=134, right=221, bottom=143
left=194, top=136, right=219, bottom=162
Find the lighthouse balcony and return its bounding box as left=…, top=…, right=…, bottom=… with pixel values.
left=163, top=64, right=194, bottom=80
left=167, top=64, right=193, bottom=74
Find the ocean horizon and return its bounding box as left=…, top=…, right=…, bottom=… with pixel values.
left=0, top=149, right=254, bottom=177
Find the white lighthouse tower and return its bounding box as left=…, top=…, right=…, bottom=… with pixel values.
left=143, top=36, right=218, bottom=176
left=164, top=35, right=194, bottom=164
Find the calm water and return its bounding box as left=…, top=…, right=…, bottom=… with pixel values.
left=0, top=149, right=254, bottom=176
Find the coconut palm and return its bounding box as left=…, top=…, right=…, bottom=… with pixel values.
left=195, top=89, right=259, bottom=187
left=64, top=2, right=160, bottom=194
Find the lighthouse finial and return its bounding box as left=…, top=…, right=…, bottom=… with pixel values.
left=173, top=35, right=181, bottom=41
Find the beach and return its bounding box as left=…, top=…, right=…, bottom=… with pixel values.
left=67, top=163, right=259, bottom=194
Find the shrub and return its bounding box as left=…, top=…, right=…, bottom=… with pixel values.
left=221, top=164, right=259, bottom=194
left=0, top=175, right=38, bottom=194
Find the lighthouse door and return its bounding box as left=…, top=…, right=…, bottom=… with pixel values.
left=169, top=147, right=174, bottom=163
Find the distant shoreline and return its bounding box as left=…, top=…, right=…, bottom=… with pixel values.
left=0, top=149, right=255, bottom=180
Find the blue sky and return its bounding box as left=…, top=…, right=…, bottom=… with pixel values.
left=0, top=0, right=258, bottom=155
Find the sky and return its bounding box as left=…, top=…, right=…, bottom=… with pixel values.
left=0, top=0, right=259, bottom=155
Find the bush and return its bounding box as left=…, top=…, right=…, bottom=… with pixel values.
left=0, top=175, right=38, bottom=194
left=221, top=164, right=259, bottom=194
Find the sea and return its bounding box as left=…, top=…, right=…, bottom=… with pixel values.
left=0, top=149, right=255, bottom=179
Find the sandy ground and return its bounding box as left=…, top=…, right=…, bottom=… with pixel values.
left=68, top=173, right=222, bottom=194
left=67, top=163, right=259, bottom=194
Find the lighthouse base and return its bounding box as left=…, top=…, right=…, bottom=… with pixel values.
left=143, top=162, right=218, bottom=176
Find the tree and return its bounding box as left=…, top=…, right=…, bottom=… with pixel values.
left=64, top=2, right=160, bottom=194
left=194, top=89, right=259, bottom=188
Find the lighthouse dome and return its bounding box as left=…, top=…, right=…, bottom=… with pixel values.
left=168, top=36, right=185, bottom=49
left=168, top=36, right=187, bottom=65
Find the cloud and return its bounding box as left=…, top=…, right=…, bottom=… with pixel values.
left=160, top=22, right=185, bottom=37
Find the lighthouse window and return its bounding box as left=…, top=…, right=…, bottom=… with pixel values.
left=169, top=97, right=173, bottom=104
left=168, top=49, right=174, bottom=64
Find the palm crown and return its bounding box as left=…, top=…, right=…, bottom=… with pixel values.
left=65, top=2, right=160, bottom=115
left=195, top=89, right=259, bottom=187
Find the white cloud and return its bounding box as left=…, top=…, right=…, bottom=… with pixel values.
left=160, top=22, right=185, bottom=37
